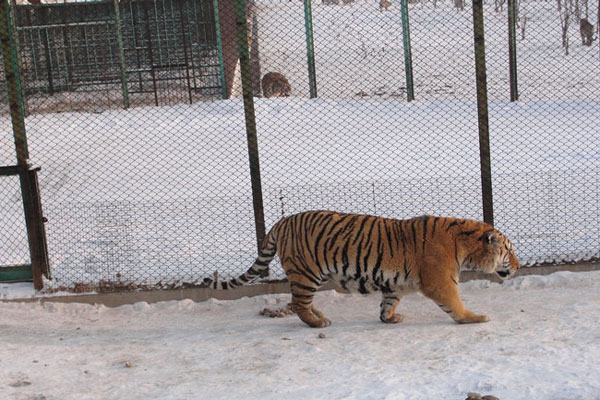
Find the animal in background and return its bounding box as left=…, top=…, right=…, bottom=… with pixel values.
left=261, top=72, right=292, bottom=98
left=204, top=211, right=520, bottom=328
left=580, top=18, right=595, bottom=46
left=379, top=0, right=391, bottom=11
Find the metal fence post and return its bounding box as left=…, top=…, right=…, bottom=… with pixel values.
left=400, top=0, right=414, bottom=101
left=113, top=0, right=130, bottom=109
left=176, top=0, right=193, bottom=104
left=233, top=0, right=267, bottom=270
left=0, top=0, right=50, bottom=289
left=472, top=0, right=494, bottom=225
left=303, top=0, right=317, bottom=98
left=39, top=15, right=54, bottom=95
left=213, top=0, right=228, bottom=99
left=8, top=0, right=27, bottom=116
left=507, top=0, right=518, bottom=101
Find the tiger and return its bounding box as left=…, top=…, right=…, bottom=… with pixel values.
left=379, top=0, right=391, bottom=11
left=261, top=72, right=292, bottom=98
left=580, top=18, right=595, bottom=46
left=204, top=211, right=520, bottom=328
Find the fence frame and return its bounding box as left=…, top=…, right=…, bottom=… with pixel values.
left=113, top=0, right=130, bottom=109
left=0, top=0, right=50, bottom=289
left=507, top=0, right=518, bottom=101
left=471, top=0, right=494, bottom=225
left=303, top=0, right=317, bottom=99
left=400, top=0, right=414, bottom=102
left=234, top=0, right=266, bottom=275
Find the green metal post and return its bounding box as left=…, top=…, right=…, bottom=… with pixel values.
left=1, top=0, right=28, bottom=165
left=61, top=7, right=74, bottom=86
left=472, top=0, right=494, bottom=225
left=153, top=0, right=165, bottom=65
left=303, top=0, right=317, bottom=98
left=507, top=0, right=518, bottom=101
left=400, top=0, right=414, bottom=101
left=213, top=0, right=227, bottom=99
left=0, top=0, right=49, bottom=289
left=176, top=0, right=193, bottom=104
left=233, top=0, right=266, bottom=264
left=41, top=27, right=54, bottom=95
left=8, top=0, right=26, bottom=115
left=142, top=5, right=159, bottom=106
left=113, top=0, right=130, bottom=109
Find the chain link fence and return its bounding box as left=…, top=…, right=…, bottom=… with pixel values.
left=1, top=0, right=599, bottom=292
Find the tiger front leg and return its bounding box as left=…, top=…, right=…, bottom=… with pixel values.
left=420, top=272, right=490, bottom=324
left=379, top=292, right=404, bottom=323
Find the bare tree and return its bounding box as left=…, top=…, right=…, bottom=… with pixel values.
left=495, top=0, right=507, bottom=12
left=518, top=0, right=528, bottom=40
left=558, top=0, right=574, bottom=55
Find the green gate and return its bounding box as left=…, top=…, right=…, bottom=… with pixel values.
left=1, top=0, right=225, bottom=114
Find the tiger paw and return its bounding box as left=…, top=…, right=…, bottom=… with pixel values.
left=312, top=318, right=331, bottom=328
left=457, top=313, right=490, bottom=324
left=380, top=313, right=404, bottom=324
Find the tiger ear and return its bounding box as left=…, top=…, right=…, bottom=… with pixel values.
left=484, top=231, right=501, bottom=248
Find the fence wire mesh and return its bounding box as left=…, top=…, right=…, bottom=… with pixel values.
left=1, top=0, right=599, bottom=291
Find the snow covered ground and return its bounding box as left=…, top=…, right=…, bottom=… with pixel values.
left=1, top=270, right=599, bottom=399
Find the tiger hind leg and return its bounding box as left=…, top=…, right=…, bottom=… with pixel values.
left=288, top=277, right=331, bottom=328
left=380, top=292, right=404, bottom=323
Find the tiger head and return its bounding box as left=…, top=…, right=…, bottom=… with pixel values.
left=464, top=230, right=520, bottom=280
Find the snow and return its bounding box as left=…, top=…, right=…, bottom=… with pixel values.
left=1, top=270, right=599, bottom=399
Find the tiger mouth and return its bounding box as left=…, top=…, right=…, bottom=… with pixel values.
left=497, top=270, right=511, bottom=279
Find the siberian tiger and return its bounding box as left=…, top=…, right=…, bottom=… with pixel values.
left=204, top=211, right=520, bottom=328
left=261, top=72, right=292, bottom=98
left=379, top=0, right=391, bottom=11
left=580, top=18, right=595, bottom=46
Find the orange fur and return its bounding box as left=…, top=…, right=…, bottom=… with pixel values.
left=379, top=0, right=391, bottom=11
left=206, top=211, right=520, bottom=328
left=261, top=72, right=292, bottom=98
